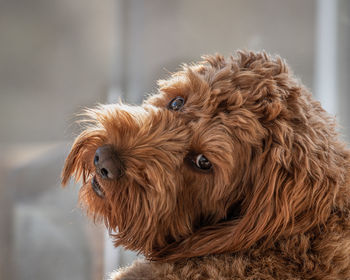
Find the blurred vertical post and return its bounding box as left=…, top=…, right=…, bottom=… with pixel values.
left=314, top=0, right=338, bottom=116
left=108, top=0, right=126, bottom=104
left=108, top=0, right=145, bottom=105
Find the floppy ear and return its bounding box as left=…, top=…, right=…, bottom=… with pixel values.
left=239, top=119, right=344, bottom=242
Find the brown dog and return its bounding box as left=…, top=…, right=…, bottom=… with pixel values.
left=62, top=51, right=350, bottom=279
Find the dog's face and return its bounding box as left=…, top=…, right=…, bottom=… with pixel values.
left=62, top=51, right=347, bottom=260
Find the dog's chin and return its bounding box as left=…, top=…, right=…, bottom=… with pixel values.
left=91, top=175, right=105, bottom=198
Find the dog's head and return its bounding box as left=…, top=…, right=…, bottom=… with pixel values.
left=62, top=51, right=350, bottom=261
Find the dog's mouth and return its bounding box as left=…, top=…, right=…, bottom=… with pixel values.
left=91, top=175, right=105, bottom=198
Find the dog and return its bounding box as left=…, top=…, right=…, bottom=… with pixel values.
left=62, top=51, right=350, bottom=279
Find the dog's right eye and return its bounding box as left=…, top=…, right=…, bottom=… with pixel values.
left=168, top=96, right=185, bottom=111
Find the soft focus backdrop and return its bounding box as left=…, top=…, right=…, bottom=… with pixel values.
left=0, top=0, right=349, bottom=279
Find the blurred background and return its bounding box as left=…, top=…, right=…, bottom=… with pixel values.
left=0, top=0, right=349, bottom=279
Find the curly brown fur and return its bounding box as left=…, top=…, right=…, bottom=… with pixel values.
left=62, top=51, right=350, bottom=279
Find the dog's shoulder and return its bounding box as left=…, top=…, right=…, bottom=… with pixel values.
left=109, top=254, right=258, bottom=280
left=110, top=259, right=153, bottom=280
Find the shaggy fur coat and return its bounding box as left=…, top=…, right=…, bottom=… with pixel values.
left=63, top=51, right=350, bottom=279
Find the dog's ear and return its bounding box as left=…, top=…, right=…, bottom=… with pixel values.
left=239, top=118, right=345, bottom=245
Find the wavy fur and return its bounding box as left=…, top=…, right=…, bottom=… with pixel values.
left=63, top=51, right=350, bottom=279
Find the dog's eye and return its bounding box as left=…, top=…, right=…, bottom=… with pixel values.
left=168, top=96, right=185, bottom=111
left=195, top=154, right=212, bottom=170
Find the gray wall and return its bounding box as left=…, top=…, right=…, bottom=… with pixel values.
left=0, top=0, right=114, bottom=143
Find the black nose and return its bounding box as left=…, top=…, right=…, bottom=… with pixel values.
left=93, top=145, right=123, bottom=180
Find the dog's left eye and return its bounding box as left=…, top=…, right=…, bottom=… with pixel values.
left=168, top=96, right=185, bottom=111
left=195, top=154, right=212, bottom=170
